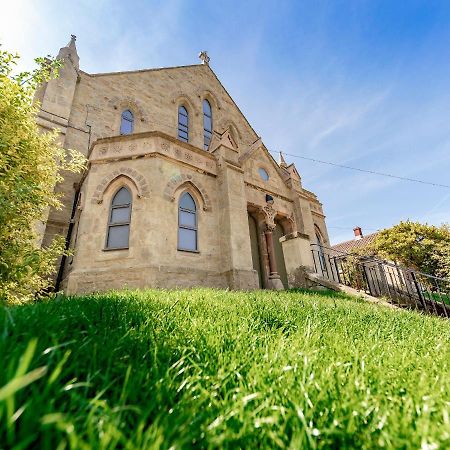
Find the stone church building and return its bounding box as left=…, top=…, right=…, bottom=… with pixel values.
left=36, top=36, right=330, bottom=294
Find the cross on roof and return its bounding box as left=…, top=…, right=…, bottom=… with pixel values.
left=198, top=51, right=210, bottom=65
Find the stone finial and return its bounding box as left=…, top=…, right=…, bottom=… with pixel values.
left=68, top=34, right=77, bottom=49
left=198, top=51, right=210, bottom=65
left=278, top=151, right=287, bottom=168
left=58, top=34, right=80, bottom=69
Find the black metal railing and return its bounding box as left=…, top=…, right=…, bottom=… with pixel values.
left=311, top=243, right=450, bottom=318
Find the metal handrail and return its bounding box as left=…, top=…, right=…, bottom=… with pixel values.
left=310, top=243, right=450, bottom=319
left=310, top=243, right=450, bottom=282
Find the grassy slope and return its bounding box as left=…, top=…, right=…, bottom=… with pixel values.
left=1, top=289, right=450, bottom=449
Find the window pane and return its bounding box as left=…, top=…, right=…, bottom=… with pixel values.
left=178, top=113, right=188, bottom=126
left=120, top=110, right=134, bottom=135
left=107, top=225, right=129, bottom=248
left=120, top=119, right=133, bottom=135
left=204, top=135, right=211, bottom=150
left=203, top=116, right=212, bottom=131
left=179, top=210, right=196, bottom=227
left=112, top=187, right=131, bottom=206
left=179, top=193, right=196, bottom=210
left=178, top=131, right=188, bottom=142
left=122, top=110, right=133, bottom=120
left=258, top=168, right=269, bottom=181
left=179, top=228, right=197, bottom=251
left=111, top=206, right=130, bottom=223
left=203, top=99, right=211, bottom=115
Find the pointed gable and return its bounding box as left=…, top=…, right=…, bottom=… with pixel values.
left=240, top=138, right=293, bottom=197
left=210, top=127, right=239, bottom=153
left=286, top=163, right=301, bottom=183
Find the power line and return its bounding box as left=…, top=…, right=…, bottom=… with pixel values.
left=270, top=151, right=450, bottom=189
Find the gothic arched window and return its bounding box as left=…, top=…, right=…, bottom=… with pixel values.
left=120, top=109, right=134, bottom=135
left=315, top=226, right=326, bottom=273
left=178, top=106, right=189, bottom=143
left=203, top=99, right=212, bottom=150
left=106, top=187, right=132, bottom=249
left=178, top=192, right=198, bottom=251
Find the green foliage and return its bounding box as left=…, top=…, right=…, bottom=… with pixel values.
left=1, top=289, right=449, bottom=449
left=368, top=220, right=450, bottom=277
left=0, top=48, right=85, bottom=303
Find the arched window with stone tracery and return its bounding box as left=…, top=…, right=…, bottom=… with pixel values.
left=120, top=110, right=134, bottom=135
left=178, top=192, right=198, bottom=251
left=106, top=187, right=132, bottom=249
left=178, top=106, right=189, bottom=143
left=203, top=99, right=212, bottom=150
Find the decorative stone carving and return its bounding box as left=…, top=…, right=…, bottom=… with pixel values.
left=91, top=167, right=150, bottom=204
left=262, top=204, right=276, bottom=230
left=163, top=174, right=212, bottom=211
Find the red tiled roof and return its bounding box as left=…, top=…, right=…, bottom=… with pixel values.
left=331, top=232, right=378, bottom=254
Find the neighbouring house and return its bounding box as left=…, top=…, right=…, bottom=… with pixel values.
left=312, top=226, right=379, bottom=284
left=331, top=227, right=378, bottom=254
left=36, top=36, right=329, bottom=294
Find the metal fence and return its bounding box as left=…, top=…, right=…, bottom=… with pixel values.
left=311, top=243, right=450, bottom=318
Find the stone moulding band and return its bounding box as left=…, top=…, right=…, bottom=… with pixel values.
left=91, top=167, right=150, bottom=204
left=163, top=174, right=211, bottom=211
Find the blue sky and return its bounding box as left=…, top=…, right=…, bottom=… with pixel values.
left=3, top=0, right=450, bottom=244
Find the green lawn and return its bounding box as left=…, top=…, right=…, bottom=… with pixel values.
left=1, top=289, right=450, bottom=449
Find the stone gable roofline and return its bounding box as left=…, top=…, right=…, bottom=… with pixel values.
left=80, top=62, right=259, bottom=143
left=80, top=64, right=204, bottom=78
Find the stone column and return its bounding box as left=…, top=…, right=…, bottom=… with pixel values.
left=260, top=203, right=285, bottom=290
left=265, top=227, right=284, bottom=290
left=265, top=228, right=277, bottom=274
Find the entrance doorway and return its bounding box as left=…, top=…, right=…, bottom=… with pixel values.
left=248, top=214, right=263, bottom=288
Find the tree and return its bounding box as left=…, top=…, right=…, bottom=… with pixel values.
left=0, top=48, right=85, bottom=303
left=370, top=220, right=450, bottom=278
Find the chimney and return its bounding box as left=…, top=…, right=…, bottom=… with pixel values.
left=353, top=227, right=363, bottom=240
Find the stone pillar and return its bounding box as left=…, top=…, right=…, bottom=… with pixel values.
left=258, top=203, right=285, bottom=291
left=280, top=232, right=315, bottom=288
left=212, top=133, right=259, bottom=290
left=265, top=227, right=284, bottom=290
left=265, top=229, right=277, bottom=274
left=35, top=36, right=81, bottom=275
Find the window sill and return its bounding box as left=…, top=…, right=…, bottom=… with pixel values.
left=102, top=247, right=129, bottom=252
left=177, top=248, right=200, bottom=254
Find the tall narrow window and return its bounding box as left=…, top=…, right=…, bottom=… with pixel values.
left=203, top=99, right=212, bottom=150
left=178, top=192, right=198, bottom=251
left=106, top=187, right=132, bottom=249
left=120, top=110, right=134, bottom=135
left=178, top=106, right=189, bottom=142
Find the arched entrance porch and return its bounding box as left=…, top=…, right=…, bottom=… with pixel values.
left=247, top=204, right=294, bottom=290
